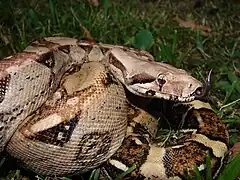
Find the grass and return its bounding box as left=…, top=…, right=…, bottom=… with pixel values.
left=0, top=0, right=239, bottom=179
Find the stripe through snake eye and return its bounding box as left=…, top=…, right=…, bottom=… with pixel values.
left=129, top=73, right=156, bottom=85
left=157, top=74, right=167, bottom=91
left=157, top=79, right=166, bottom=91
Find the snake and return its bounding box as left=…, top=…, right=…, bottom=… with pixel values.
left=0, top=37, right=229, bottom=179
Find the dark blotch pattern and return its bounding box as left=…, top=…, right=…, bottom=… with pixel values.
left=0, top=73, right=11, bottom=103
left=58, top=45, right=71, bottom=54
left=29, top=116, right=79, bottom=147
left=145, top=90, right=156, bottom=96
left=163, top=142, right=207, bottom=178
left=37, top=52, right=55, bottom=68
left=103, top=133, right=150, bottom=179
left=195, top=109, right=229, bottom=145
left=109, top=53, right=127, bottom=76
left=129, top=73, right=156, bottom=85
left=102, top=72, right=118, bottom=86
left=75, top=131, right=112, bottom=166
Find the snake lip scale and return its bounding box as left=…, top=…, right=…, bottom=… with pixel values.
left=0, top=37, right=229, bottom=179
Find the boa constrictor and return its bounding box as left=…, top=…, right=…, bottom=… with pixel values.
left=0, top=37, right=228, bottom=179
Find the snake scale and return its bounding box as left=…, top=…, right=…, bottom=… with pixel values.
left=0, top=37, right=229, bottom=179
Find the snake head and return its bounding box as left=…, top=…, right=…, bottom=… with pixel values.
left=108, top=48, right=210, bottom=102
left=124, top=70, right=210, bottom=102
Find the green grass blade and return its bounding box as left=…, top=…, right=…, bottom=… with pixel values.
left=171, top=30, right=177, bottom=54
left=218, top=153, right=240, bottom=180
left=115, top=164, right=136, bottom=180
left=88, top=168, right=100, bottom=180
left=28, top=9, right=41, bottom=27
left=194, top=165, right=202, bottom=180
left=103, top=0, right=111, bottom=20
left=49, top=0, right=57, bottom=25
left=159, top=43, right=173, bottom=63
left=205, top=154, right=212, bottom=180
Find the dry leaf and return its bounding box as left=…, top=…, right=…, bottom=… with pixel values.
left=0, top=32, right=9, bottom=44
left=173, top=15, right=211, bottom=36
left=231, top=142, right=240, bottom=158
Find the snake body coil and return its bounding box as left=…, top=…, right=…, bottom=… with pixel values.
left=0, top=37, right=229, bottom=179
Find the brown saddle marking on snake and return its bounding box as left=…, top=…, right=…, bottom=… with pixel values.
left=0, top=37, right=228, bottom=179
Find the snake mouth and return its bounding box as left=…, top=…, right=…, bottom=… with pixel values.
left=194, top=69, right=212, bottom=100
